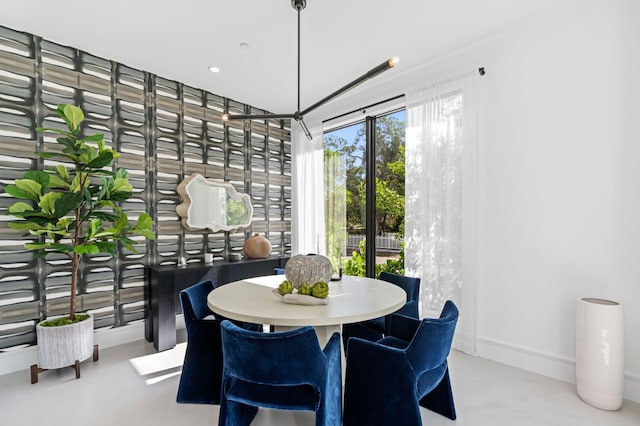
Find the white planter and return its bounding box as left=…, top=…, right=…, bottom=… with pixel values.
left=576, top=298, right=624, bottom=410
left=36, top=314, right=94, bottom=369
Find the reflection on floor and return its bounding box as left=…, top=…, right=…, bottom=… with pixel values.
left=1, top=338, right=639, bottom=426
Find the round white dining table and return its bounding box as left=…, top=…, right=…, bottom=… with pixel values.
left=207, top=274, right=406, bottom=346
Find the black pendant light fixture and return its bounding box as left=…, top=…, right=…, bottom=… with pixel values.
left=222, top=0, right=398, bottom=140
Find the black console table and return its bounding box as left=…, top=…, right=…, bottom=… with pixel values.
left=145, top=256, right=288, bottom=351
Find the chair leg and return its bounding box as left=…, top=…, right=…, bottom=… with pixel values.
left=218, top=399, right=258, bottom=426
left=73, top=360, right=81, bottom=379
left=419, top=367, right=457, bottom=420
left=30, top=364, right=44, bottom=384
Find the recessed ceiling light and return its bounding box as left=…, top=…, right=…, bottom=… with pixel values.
left=208, top=66, right=220, bottom=73
left=240, top=43, right=250, bottom=50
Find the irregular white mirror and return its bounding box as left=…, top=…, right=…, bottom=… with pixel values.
left=176, top=173, right=253, bottom=232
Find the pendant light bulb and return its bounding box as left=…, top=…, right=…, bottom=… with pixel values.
left=389, top=57, right=399, bottom=67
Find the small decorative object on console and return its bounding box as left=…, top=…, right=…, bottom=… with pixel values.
left=243, top=233, right=272, bottom=259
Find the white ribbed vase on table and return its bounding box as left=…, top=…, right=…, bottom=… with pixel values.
left=576, top=298, right=624, bottom=410
left=36, top=315, right=94, bottom=369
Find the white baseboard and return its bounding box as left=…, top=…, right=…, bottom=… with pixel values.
left=0, top=316, right=186, bottom=377
left=477, top=336, right=640, bottom=404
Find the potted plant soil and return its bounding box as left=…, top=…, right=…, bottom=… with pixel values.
left=4, top=104, right=154, bottom=383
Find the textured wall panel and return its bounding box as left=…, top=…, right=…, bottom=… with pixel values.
left=0, top=25, right=291, bottom=350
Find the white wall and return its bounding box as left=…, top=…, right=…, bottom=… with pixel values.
left=324, top=0, right=640, bottom=402
left=474, top=0, right=640, bottom=402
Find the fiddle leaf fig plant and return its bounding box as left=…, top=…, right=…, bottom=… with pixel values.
left=5, top=104, right=154, bottom=322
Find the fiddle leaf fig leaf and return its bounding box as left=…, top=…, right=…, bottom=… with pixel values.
left=56, top=165, right=70, bottom=181
left=87, top=151, right=114, bottom=169
left=111, top=177, right=132, bottom=193
left=13, top=179, right=42, bottom=200
left=70, top=173, right=88, bottom=192
left=74, top=244, right=100, bottom=255
left=8, top=202, right=34, bottom=214
left=25, top=242, right=50, bottom=251
left=35, top=152, right=59, bottom=159
left=92, top=211, right=119, bottom=222
left=88, top=218, right=102, bottom=238
left=56, top=217, right=72, bottom=232
left=56, top=137, right=76, bottom=150
left=133, top=213, right=155, bottom=239
left=109, top=191, right=132, bottom=201
left=49, top=243, right=74, bottom=253
left=38, top=192, right=62, bottom=215
left=54, top=192, right=83, bottom=218
left=119, top=236, right=138, bottom=253
left=55, top=104, right=71, bottom=129
left=35, top=126, right=70, bottom=137
left=7, top=220, right=40, bottom=231
left=24, top=171, right=50, bottom=189
left=63, top=104, right=84, bottom=132
left=81, top=133, right=104, bottom=143
left=93, top=231, right=116, bottom=239
left=115, top=168, right=128, bottom=179
left=94, top=241, right=117, bottom=255
left=113, top=210, right=129, bottom=232
left=5, top=184, right=34, bottom=200
left=48, top=174, right=70, bottom=189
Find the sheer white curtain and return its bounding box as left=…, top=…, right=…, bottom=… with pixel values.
left=291, top=123, right=326, bottom=255
left=405, top=73, right=479, bottom=354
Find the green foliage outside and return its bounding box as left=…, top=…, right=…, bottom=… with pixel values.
left=343, top=238, right=405, bottom=277
left=4, top=104, right=155, bottom=321
left=226, top=197, right=245, bottom=225
left=324, top=115, right=405, bottom=235
left=325, top=113, right=406, bottom=274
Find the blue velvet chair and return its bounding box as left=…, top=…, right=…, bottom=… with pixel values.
left=176, top=280, right=262, bottom=404
left=342, top=272, right=421, bottom=348
left=218, top=320, right=342, bottom=426
left=343, top=300, right=459, bottom=426
left=176, top=280, right=224, bottom=404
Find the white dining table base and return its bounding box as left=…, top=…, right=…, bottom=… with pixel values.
left=274, top=324, right=345, bottom=375
left=273, top=324, right=342, bottom=347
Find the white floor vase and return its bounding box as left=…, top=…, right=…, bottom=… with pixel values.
left=576, top=298, right=624, bottom=410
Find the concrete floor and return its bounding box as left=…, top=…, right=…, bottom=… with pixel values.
left=1, top=338, right=639, bottom=426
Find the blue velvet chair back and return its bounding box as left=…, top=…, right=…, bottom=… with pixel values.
left=378, top=271, right=420, bottom=304
left=221, top=322, right=325, bottom=386
left=219, top=320, right=342, bottom=426
left=343, top=300, right=459, bottom=426
left=342, top=272, right=421, bottom=349
left=177, top=280, right=223, bottom=405
left=379, top=272, right=420, bottom=318
left=405, top=300, right=458, bottom=371
left=180, top=279, right=215, bottom=331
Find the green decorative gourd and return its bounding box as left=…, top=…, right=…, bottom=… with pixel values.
left=284, top=254, right=333, bottom=289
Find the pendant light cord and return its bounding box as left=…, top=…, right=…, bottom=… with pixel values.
left=297, top=6, right=301, bottom=112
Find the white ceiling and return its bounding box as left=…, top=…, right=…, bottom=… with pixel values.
left=3, top=0, right=569, bottom=122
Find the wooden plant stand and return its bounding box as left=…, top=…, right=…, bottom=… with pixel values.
left=30, top=344, right=99, bottom=384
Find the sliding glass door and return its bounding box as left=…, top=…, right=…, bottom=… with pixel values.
left=324, top=110, right=405, bottom=278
